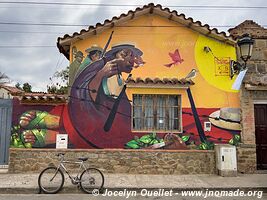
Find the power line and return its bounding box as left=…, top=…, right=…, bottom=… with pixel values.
left=0, top=22, right=87, bottom=27
left=53, top=54, right=63, bottom=74
left=0, top=27, right=266, bottom=35
left=0, top=45, right=55, bottom=48
left=0, top=2, right=267, bottom=9
left=0, top=6, right=266, bottom=12
left=0, top=30, right=65, bottom=34
left=0, top=22, right=266, bottom=27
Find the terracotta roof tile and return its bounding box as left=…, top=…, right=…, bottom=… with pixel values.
left=57, top=3, right=235, bottom=60
left=126, top=77, right=194, bottom=86
left=19, top=93, right=67, bottom=105
left=0, top=85, right=24, bottom=95
left=16, top=77, right=192, bottom=103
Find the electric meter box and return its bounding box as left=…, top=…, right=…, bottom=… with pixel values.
left=215, top=144, right=237, bottom=177
left=56, top=134, right=68, bottom=149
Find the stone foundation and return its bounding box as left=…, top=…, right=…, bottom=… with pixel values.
left=237, top=145, right=257, bottom=173
left=9, top=148, right=216, bottom=174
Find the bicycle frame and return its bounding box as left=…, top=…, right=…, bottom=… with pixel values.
left=38, top=153, right=104, bottom=194
left=55, top=158, right=88, bottom=184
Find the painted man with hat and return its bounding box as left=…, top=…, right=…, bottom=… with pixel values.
left=18, top=43, right=145, bottom=149
left=88, top=44, right=144, bottom=101
left=78, top=45, right=103, bottom=75
left=64, top=43, right=145, bottom=148
left=68, top=51, right=84, bottom=87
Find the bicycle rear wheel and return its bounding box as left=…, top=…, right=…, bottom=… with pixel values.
left=79, top=168, right=104, bottom=194
left=38, top=166, right=64, bottom=194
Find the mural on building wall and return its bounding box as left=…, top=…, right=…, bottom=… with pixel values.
left=164, top=48, right=184, bottom=67
left=10, top=15, right=241, bottom=150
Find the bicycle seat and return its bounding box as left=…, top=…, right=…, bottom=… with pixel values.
left=78, top=157, right=88, bottom=161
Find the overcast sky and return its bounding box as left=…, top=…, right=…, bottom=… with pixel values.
left=0, top=0, right=266, bottom=92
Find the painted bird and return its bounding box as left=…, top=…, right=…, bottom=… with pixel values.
left=184, top=69, right=198, bottom=80
left=164, top=49, right=184, bottom=67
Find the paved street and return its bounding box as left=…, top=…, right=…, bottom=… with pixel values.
left=1, top=173, right=267, bottom=194
left=0, top=194, right=266, bottom=200
left=0, top=172, right=266, bottom=200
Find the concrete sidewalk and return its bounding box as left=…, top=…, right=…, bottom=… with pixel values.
left=0, top=173, right=266, bottom=194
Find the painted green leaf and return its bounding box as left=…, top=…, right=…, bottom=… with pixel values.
left=13, top=139, right=19, bottom=147
left=24, top=143, right=32, bottom=148
left=149, top=139, right=158, bottom=145
left=229, top=138, right=234, bottom=145
left=125, top=140, right=140, bottom=149
left=155, top=136, right=161, bottom=142
left=203, top=143, right=209, bottom=149
left=139, top=135, right=153, bottom=144
left=207, top=142, right=214, bottom=149
left=198, top=141, right=215, bottom=150
left=181, top=135, right=190, bottom=142
left=159, top=139, right=164, bottom=143
left=234, top=135, right=241, bottom=141
left=150, top=132, right=157, bottom=139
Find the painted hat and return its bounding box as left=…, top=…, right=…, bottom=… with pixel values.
left=74, top=51, right=84, bottom=58
left=209, top=107, right=241, bottom=131
left=105, top=44, right=143, bottom=58
left=85, top=45, right=103, bottom=54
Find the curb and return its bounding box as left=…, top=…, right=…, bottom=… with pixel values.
left=1, top=187, right=267, bottom=194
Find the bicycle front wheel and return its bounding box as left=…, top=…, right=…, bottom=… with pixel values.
left=38, top=166, right=64, bottom=194
left=80, top=168, right=104, bottom=194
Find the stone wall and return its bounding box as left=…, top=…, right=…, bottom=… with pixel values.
left=243, top=38, right=267, bottom=85
left=237, top=145, right=257, bottom=173
left=239, top=37, right=267, bottom=172
left=241, top=88, right=267, bottom=145
left=230, top=21, right=267, bottom=172
left=240, top=88, right=256, bottom=144
left=9, top=148, right=216, bottom=174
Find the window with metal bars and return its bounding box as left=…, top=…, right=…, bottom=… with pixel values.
left=132, top=94, right=182, bottom=132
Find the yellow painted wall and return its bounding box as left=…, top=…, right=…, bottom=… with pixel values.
left=71, top=14, right=239, bottom=109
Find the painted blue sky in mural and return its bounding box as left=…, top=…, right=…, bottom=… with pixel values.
left=0, top=0, right=266, bottom=91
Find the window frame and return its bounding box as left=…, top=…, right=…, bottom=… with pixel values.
left=131, top=94, right=183, bottom=133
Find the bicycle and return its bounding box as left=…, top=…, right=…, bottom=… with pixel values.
left=38, top=153, right=104, bottom=194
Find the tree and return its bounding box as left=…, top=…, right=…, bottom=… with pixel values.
left=15, top=83, right=22, bottom=90
left=47, top=66, right=69, bottom=95
left=47, top=85, right=67, bottom=95
left=22, top=82, right=32, bottom=92
left=15, top=82, right=32, bottom=92
left=54, top=66, right=69, bottom=83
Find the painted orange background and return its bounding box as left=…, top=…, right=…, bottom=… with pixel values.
left=71, top=15, right=239, bottom=109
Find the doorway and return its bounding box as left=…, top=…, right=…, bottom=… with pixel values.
left=254, top=104, right=267, bottom=170
left=0, top=99, right=12, bottom=166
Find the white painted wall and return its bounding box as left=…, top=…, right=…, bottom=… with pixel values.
left=0, top=88, right=12, bottom=99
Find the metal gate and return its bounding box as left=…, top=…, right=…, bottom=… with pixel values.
left=0, top=99, right=12, bottom=165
